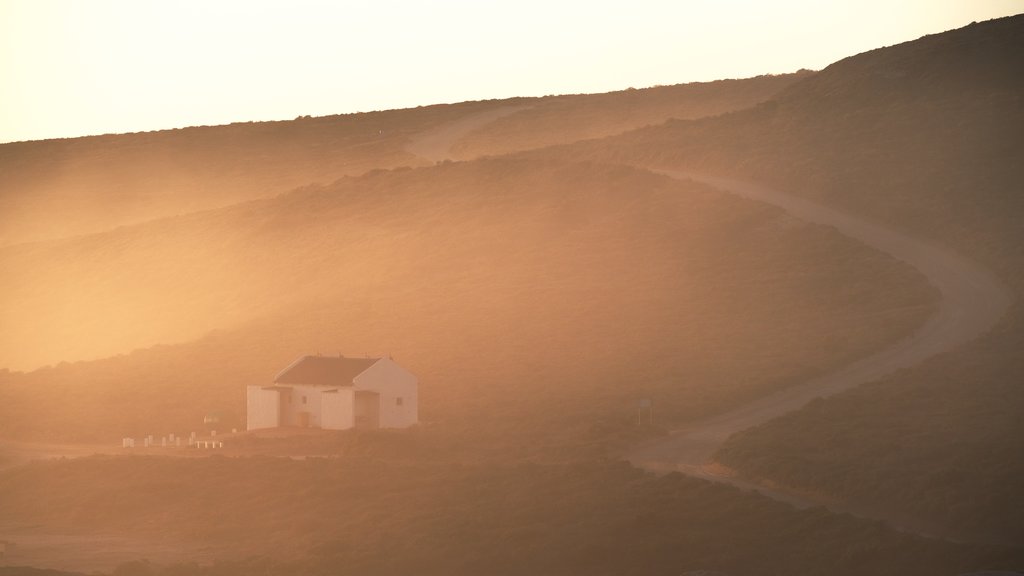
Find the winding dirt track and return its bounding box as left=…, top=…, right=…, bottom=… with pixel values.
left=410, top=109, right=1017, bottom=538
left=2, top=109, right=1013, bottom=569
left=410, top=118, right=1014, bottom=489
left=406, top=105, right=529, bottom=163
left=627, top=171, right=1014, bottom=540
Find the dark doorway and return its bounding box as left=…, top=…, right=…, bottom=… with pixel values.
left=354, top=390, right=381, bottom=429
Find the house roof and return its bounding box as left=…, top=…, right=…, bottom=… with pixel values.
left=274, top=355, right=379, bottom=386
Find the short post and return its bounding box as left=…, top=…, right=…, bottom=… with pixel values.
left=638, top=399, right=652, bottom=425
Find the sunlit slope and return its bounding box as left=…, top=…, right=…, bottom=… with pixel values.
left=576, top=16, right=1024, bottom=266
left=0, top=104, right=458, bottom=245
left=0, top=74, right=800, bottom=247
left=0, top=159, right=933, bottom=442
left=560, top=15, right=1024, bottom=543
left=448, top=73, right=808, bottom=159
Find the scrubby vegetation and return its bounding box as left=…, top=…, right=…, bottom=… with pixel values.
left=716, top=315, right=1024, bottom=545
left=556, top=14, right=1024, bottom=544
left=583, top=17, right=1024, bottom=274
left=0, top=102, right=456, bottom=245
left=0, top=73, right=799, bottom=247
left=449, top=73, right=807, bottom=159
left=0, top=159, right=932, bottom=453
left=2, top=13, right=1022, bottom=575
left=1, top=455, right=1022, bottom=575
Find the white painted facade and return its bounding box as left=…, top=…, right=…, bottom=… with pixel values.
left=246, top=355, right=418, bottom=432
left=321, top=389, right=355, bottom=430
left=246, top=386, right=283, bottom=430
left=353, top=357, right=419, bottom=428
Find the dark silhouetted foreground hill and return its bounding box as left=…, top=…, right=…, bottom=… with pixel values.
left=1, top=456, right=1021, bottom=575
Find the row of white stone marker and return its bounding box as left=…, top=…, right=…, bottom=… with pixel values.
left=120, top=432, right=223, bottom=449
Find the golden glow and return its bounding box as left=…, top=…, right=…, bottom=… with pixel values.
left=1, top=0, right=1020, bottom=143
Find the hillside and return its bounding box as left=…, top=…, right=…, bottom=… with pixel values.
left=2, top=456, right=1021, bottom=575
left=716, top=319, right=1024, bottom=545
left=0, top=101, right=490, bottom=246
left=2, top=14, right=1020, bottom=574
left=570, top=16, right=1024, bottom=272
left=448, top=73, right=809, bottom=159
left=0, top=158, right=933, bottom=449
left=559, top=14, right=1024, bottom=543
left=0, top=73, right=802, bottom=247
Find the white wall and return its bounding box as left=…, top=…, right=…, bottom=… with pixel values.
left=279, top=384, right=327, bottom=428
left=321, top=388, right=355, bottom=430
left=246, top=386, right=281, bottom=431
left=248, top=358, right=418, bottom=431
left=353, top=358, right=418, bottom=428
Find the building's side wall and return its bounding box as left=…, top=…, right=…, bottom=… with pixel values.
left=353, top=358, right=418, bottom=428
left=321, top=388, right=355, bottom=430
left=246, top=386, right=281, bottom=431
left=278, top=384, right=326, bottom=428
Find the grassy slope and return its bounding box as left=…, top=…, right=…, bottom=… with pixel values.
left=0, top=26, right=996, bottom=572
left=0, top=159, right=933, bottom=452
left=588, top=17, right=1024, bottom=271
left=0, top=104, right=459, bottom=246
left=0, top=73, right=801, bottom=248
left=563, top=15, right=1024, bottom=542
left=716, top=320, right=1024, bottom=544
left=449, top=73, right=809, bottom=159
left=1, top=456, right=1021, bottom=576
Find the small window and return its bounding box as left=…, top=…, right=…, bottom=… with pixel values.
left=395, top=397, right=404, bottom=407
left=302, top=395, right=307, bottom=405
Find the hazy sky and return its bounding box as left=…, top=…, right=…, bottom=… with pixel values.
left=1, top=0, right=1020, bottom=143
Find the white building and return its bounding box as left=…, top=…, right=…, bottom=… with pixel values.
left=246, top=354, right=418, bottom=431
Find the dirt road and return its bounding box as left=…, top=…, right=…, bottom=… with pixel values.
left=406, top=105, right=528, bottom=162
left=628, top=171, right=1014, bottom=540
left=408, top=113, right=1013, bottom=492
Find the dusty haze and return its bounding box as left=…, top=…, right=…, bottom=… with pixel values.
left=1, top=14, right=1023, bottom=576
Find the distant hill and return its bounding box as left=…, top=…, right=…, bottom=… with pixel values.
left=568, top=15, right=1024, bottom=272
left=0, top=74, right=802, bottom=247
left=0, top=102, right=485, bottom=246
left=449, top=74, right=809, bottom=159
